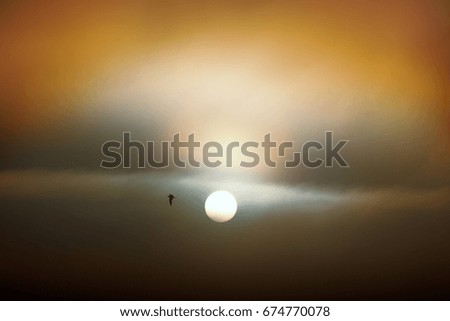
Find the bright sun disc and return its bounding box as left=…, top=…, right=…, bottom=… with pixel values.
left=204, top=190, right=237, bottom=223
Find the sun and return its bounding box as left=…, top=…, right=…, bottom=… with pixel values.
left=204, top=190, right=238, bottom=223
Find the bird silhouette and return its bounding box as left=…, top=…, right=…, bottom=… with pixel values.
left=168, top=194, right=175, bottom=206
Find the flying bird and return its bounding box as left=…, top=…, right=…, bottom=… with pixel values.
left=168, top=194, right=175, bottom=206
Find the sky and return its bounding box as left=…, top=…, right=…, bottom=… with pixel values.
left=0, top=0, right=449, bottom=299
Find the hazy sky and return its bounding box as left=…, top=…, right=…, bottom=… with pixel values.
left=0, top=0, right=449, bottom=299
